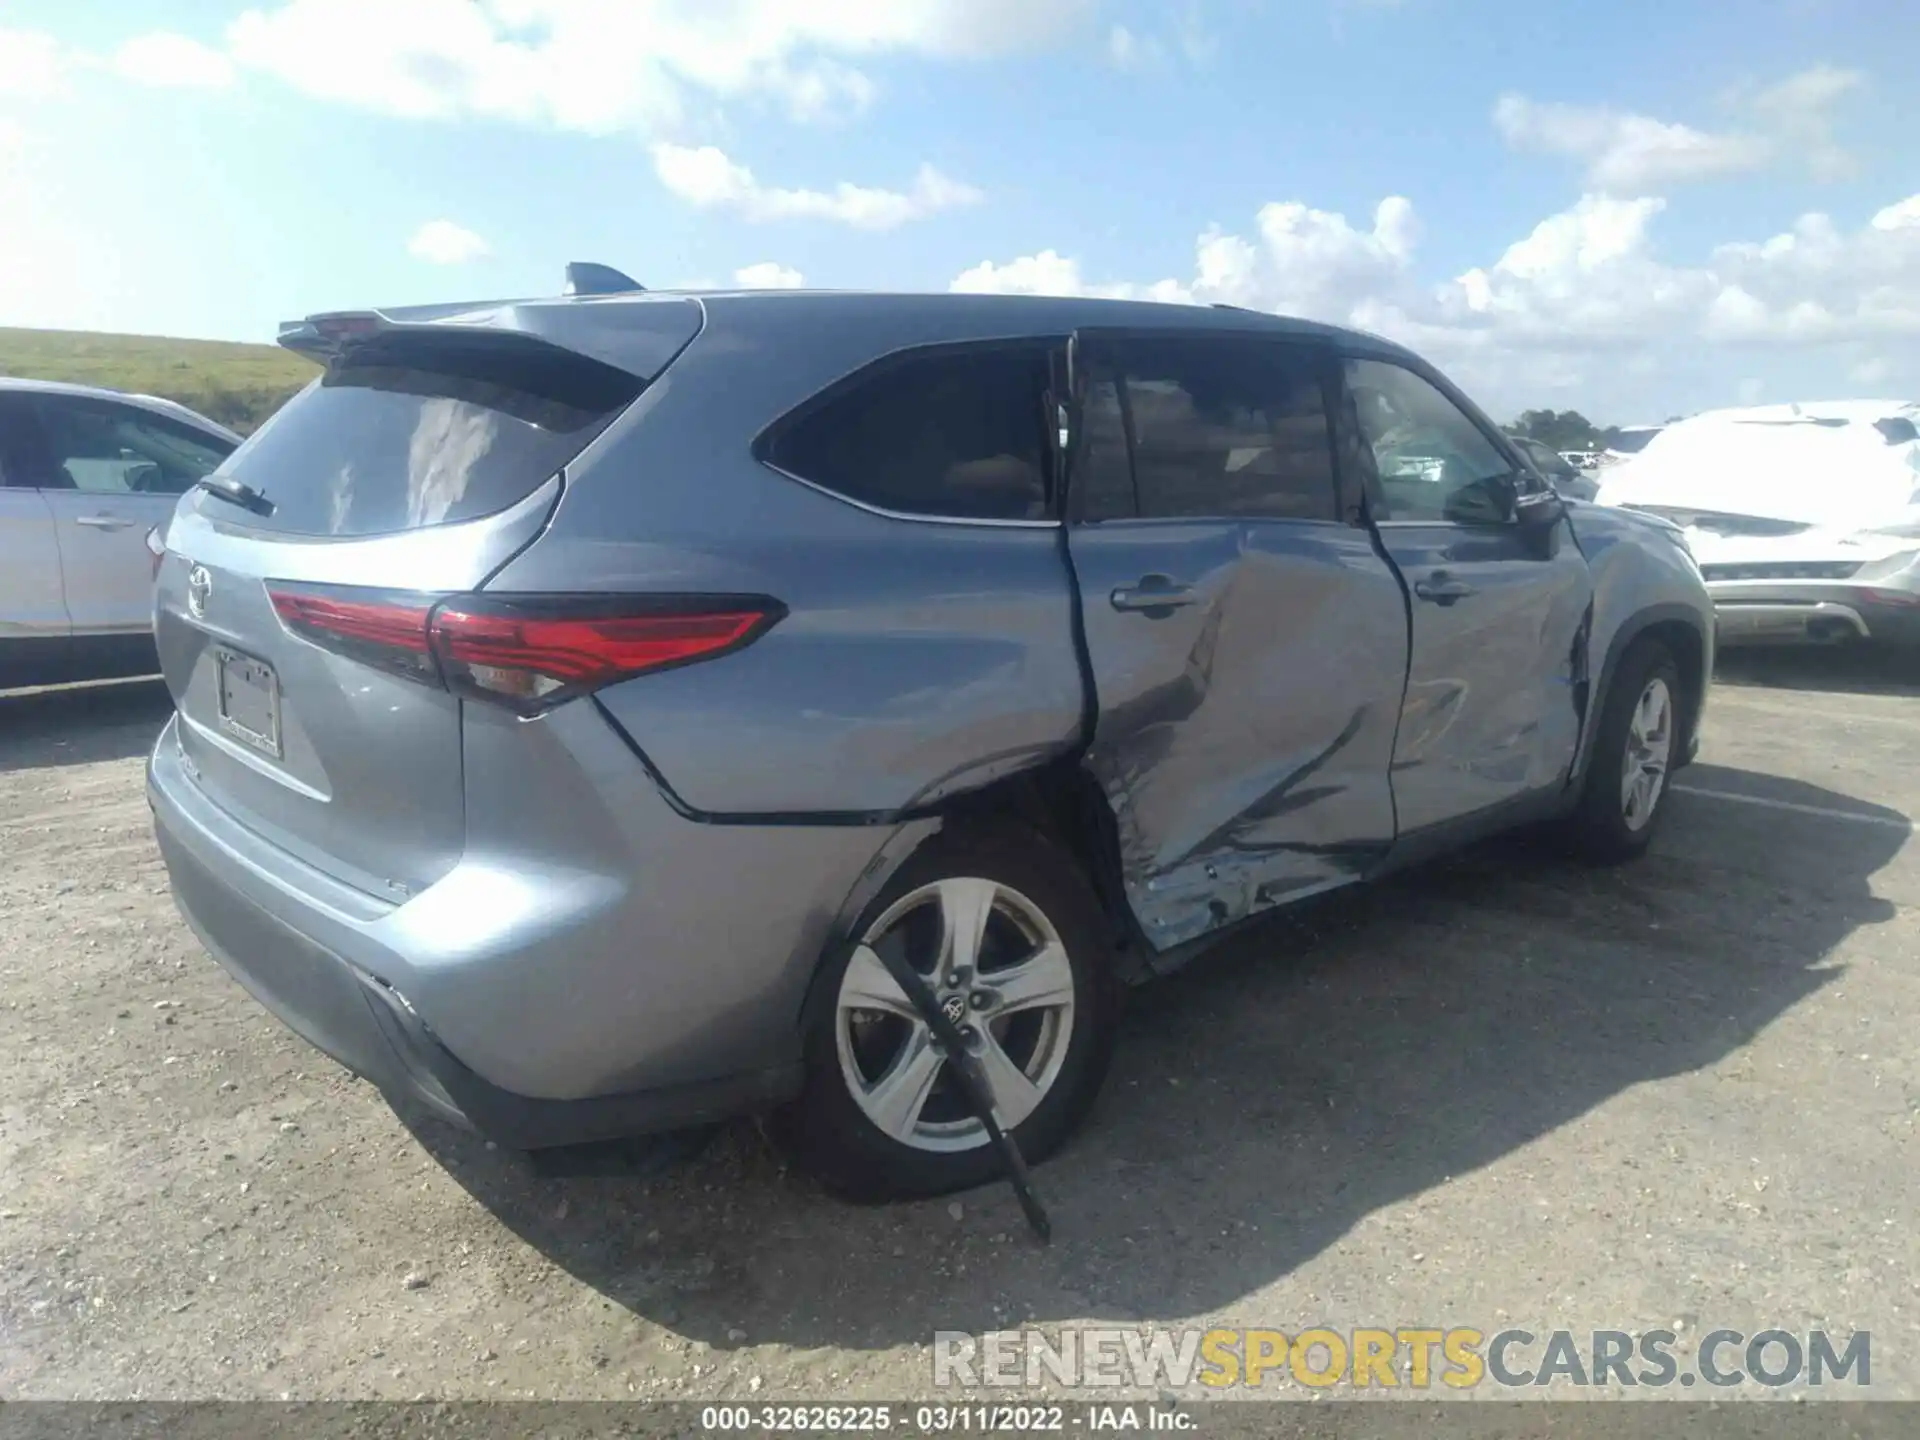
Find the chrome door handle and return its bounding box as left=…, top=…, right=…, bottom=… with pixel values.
left=75, top=514, right=136, bottom=530
left=1414, top=574, right=1477, bottom=605
left=1111, top=576, right=1198, bottom=612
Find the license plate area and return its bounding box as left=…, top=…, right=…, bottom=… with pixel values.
left=214, top=648, right=282, bottom=758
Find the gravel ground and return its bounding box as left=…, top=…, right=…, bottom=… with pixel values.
left=1, top=650, right=1916, bottom=1403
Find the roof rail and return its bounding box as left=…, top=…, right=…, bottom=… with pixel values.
left=564, top=262, right=645, bottom=297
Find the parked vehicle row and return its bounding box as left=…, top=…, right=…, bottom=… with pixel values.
left=0, top=379, right=237, bottom=688
left=142, top=279, right=1714, bottom=1197
left=1597, top=400, right=1920, bottom=647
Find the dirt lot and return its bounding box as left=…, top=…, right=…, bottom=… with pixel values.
left=2, top=650, right=1917, bottom=1403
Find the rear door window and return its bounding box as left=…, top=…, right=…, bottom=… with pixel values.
left=764, top=343, right=1057, bottom=521
left=1078, top=337, right=1340, bottom=523
left=213, top=334, right=645, bottom=537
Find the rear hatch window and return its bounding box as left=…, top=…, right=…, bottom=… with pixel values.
left=211, top=332, right=646, bottom=537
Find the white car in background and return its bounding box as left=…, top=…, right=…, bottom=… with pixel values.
left=1596, top=400, right=1920, bottom=645
left=1, top=378, right=239, bottom=689
left=1603, top=424, right=1666, bottom=464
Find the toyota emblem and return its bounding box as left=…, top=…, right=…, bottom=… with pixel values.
left=186, top=565, right=213, bottom=619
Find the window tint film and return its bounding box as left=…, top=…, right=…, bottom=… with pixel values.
left=768, top=345, right=1055, bottom=521
left=1345, top=358, right=1512, bottom=523
left=1116, top=338, right=1338, bottom=522
left=34, top=398, right=233, bottom=496
left=1073, top=374, right=1135, bottom=522
left=214, top=333, right=644, bottom=537
left=0, top=395, right=44, bottom=489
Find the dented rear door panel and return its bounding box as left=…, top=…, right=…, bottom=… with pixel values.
left=1065, top=330, right=1408, bottom=953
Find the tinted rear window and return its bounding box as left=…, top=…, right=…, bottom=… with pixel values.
left=764, top=343, right=1057, bottom=521
left=215, top=333, right=644, bottom=536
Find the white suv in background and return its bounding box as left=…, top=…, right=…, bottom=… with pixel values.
left=1, top=378, right=239, bottom=689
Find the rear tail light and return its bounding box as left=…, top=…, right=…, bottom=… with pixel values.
left=269, top=587, right=440, bottom=683
left=267, top=585, right=783, bottom=713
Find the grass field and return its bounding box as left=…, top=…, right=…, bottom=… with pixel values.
left=0, top=327, right=316, bottom=434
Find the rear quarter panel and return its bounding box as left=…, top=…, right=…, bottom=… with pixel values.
left=485, top=299, right=1087, bottom=817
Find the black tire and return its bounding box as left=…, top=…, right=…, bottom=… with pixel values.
left=775, top=822, right=1122, bottom=1202
left=1565, top=638, right=1683, bottom=863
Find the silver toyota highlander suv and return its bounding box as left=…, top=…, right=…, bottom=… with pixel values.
left=147, top=276, right=1713, bottom=1199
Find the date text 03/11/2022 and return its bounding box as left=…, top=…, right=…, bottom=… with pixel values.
left=698, top=1404, right=1191, bottom=1432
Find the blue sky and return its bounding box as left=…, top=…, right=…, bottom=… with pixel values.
left=2, top=0, right=1916, bottom=422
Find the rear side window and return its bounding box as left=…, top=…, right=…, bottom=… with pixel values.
left=1082, top=337, right=1339, bottom=523
left=765, top=344, right=1056, bottom=521
left=214, top=334, right=644, bottom=537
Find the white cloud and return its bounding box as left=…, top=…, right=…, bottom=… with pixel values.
left=214, top=0, right=1089, bottom=134
left=954, top=197, right=1419, bottom=322
left=1493, top=94, right=1767, bottom=192
left=407, top=219, right=490, bottom=264
left=1872, top=197, right=1920, bottom=233
left=950, top=188, right=1920, bottom=412
left=1106, top=25, right=1161, bottom=69
left=1495, top=66, right=1865, bottom=195
left=111, top=33, right=236, bottom=88
left=0, top=27, right=64, bottom=99
left=1850, top=357, right=1890, bottom=386
left=1105, top=25, right=1144, bottom=68
left=1735, top=63, right=1864, bottom=181
left=733, top=262, right=805, bottom=289
left=651, top=143, right=981, bottom=228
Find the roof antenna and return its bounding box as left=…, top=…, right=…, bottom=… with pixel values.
left=564, top=262, right=645, bottom=297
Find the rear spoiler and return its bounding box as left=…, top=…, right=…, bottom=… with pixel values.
left=278, top=262, right=668, bottom=371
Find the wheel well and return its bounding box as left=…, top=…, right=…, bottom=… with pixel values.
left=936, top=757, right=1150, bottom=981
left=1637, top=618, right=1707, bottom=757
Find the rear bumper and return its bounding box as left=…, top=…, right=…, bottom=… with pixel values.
left=148, top=710, right=909, bottom=1147
left=1709, top=580, right=1920, bottom=645
left=155, top=816, right=798, bottom=1146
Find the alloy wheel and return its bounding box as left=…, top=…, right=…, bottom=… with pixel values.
left=1620, top=676, right=1674, bottom=832
left=835, top=877, right=1076, bottom=1153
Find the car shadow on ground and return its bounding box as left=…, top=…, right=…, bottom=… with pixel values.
left=0, top=678, right=173, bottom=774
left=409, top=763, right=1907, bottom=1354
left=1715, top=644, right=1919, bottom=698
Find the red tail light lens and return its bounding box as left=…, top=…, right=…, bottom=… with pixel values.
left=431, top=598, right=780, bottom=713
left=266, top=585, right=783, bottom=712
left=269, top=587, right=440, bottom=682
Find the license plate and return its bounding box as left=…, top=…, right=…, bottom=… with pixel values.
left=215, top=648, right=281, bottom=758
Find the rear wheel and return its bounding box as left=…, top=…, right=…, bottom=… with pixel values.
left=778, top=824, right=1120, bottom=1201
left=1566, top=638, right=1682, bottom=862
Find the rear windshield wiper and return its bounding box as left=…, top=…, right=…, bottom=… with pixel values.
left=196, top=473, right=275, bottom=516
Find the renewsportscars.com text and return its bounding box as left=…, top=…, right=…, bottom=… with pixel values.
left=932, top=1327, right=1871, bottom=1391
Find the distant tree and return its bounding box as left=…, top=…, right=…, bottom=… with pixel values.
left=1509, top=408, right=1603, bottom=452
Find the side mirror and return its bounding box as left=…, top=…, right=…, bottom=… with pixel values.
left=1515, top=486, right=1567, bottom=530
left=1442, top=471, right=1520, bottom=526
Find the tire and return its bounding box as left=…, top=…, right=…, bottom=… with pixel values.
left=1565, top=637, right=1683, bottom=863
left=776, top=822, right=1122, bottom=1201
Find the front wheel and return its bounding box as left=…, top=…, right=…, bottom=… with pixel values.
left=776, top=824, right=1121, bottom=1201
left=1565, top=638, right=1683, bottom=862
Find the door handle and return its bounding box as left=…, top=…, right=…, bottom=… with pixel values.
left=75, top=514, right=136, bottom=530
left=1111, top=576, right=1198, bottom=612
left=1414, top=574, right=1477, bottom=605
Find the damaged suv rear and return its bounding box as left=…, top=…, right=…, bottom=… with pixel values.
left=149, top=277, right=1713, bottom=1198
